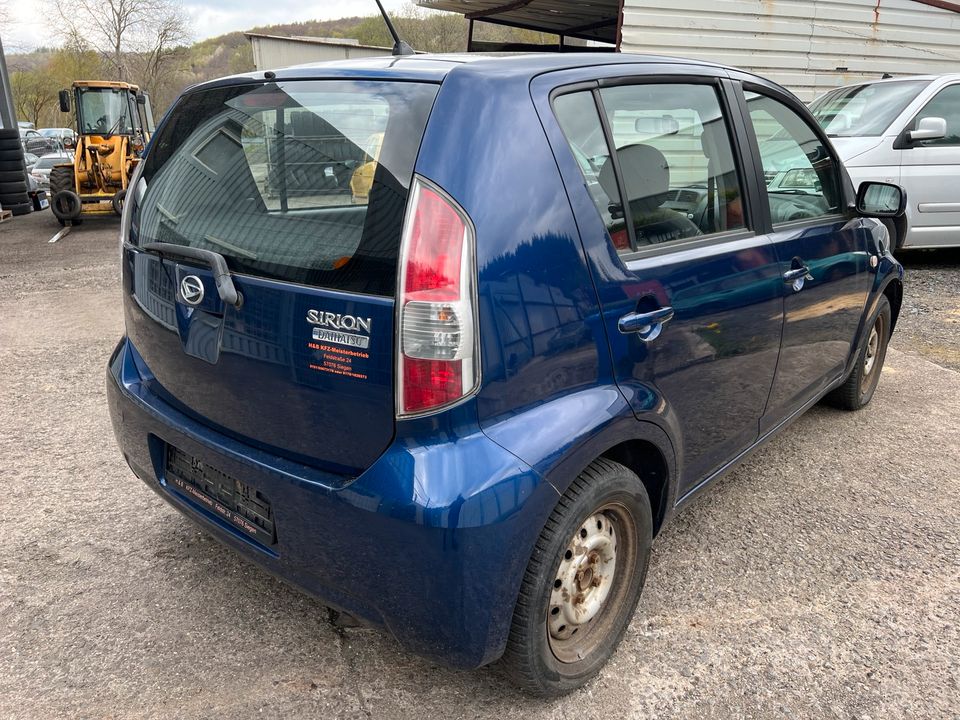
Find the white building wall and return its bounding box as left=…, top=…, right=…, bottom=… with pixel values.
left=620, top=0, right=960, bottom=101
left=249, top=36, right=390, bottom=72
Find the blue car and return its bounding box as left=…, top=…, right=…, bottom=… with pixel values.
left=107, top=53, right=905, bottom=695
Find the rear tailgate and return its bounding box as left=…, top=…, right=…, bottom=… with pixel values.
left=123, top=79, right=439, bottom=475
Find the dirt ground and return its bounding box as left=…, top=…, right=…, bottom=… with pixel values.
left=1, top=210, right=958, bottom=719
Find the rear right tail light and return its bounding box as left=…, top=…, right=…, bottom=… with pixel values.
left=396, top=177, right=479, bottom=417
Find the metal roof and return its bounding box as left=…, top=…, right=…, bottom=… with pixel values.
left=418, top=0, right=621, bottom=43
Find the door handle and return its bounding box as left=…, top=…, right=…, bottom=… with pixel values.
left=783, top=263, right=813, bottom=292
left=782, top=266, right=811, bottom=282
left=618, top=306, right=674, bottom=341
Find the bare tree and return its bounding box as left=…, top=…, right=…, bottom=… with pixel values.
left=128, top=6, right=189, bottom=98
left=50, top=0, right=190, bottom=82
left=10, top=69, right=59, bottom=127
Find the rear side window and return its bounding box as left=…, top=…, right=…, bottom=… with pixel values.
left=132, top=80, right=439, bottom=296
left=554, top=83, right=746, bottom=253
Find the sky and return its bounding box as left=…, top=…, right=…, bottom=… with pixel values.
left=1, top=0, right=409, bottom=53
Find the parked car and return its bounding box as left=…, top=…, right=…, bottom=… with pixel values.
left=811, top=74, right=960, bottom=250
left=29, top=152, right=73, bottom=190
left=22, top=152, right=40, bottom=171
left=19, top=128, right=60, bottom=156
left=38, top=127, right=76, bottom=147
left=106, top=53, right=905, bottom=696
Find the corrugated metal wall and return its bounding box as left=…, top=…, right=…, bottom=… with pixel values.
left=620, top=0, right=960, bottom=101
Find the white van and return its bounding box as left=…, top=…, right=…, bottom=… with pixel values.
left=811, top=75, right=960, bottom=250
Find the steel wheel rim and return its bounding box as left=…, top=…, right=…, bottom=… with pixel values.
left=547, top=502, right=637, bottom=664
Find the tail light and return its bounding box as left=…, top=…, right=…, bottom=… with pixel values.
left=397, top=177, right=479, bottom=417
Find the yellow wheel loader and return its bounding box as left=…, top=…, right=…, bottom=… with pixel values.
left=49, top=81, right=155, bottom=225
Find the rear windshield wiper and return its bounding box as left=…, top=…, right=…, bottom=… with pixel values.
left=141, top=242, right=242, bottom=308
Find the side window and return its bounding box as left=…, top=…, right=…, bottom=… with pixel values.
left=553, top=92, right=625, bottom=248
left=745, top=91, right=842, bottom=225
left=554, top=84, right=746, bottom=253
left=914, top=84, right=960, bottom=146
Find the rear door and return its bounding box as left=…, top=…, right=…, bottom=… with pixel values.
left=899, top=81, right=960, bottom=248
left=738, top=84, right=873, bottom=427
left=123, top=79, right=438, bottom=475
left=550, top=76, right=784, bottom=494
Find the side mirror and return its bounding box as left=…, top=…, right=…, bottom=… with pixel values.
left=907, top=116, right=946, bottom=144
left=136, top=94, right=147, bottom=105
left=58, top=90, right=71, bottom=113
left=857, top=181, right=906, bottom=218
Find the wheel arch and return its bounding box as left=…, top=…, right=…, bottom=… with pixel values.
left=883, top=276, right=903, bottom=334
left=482, top=386, right=679, bottom=541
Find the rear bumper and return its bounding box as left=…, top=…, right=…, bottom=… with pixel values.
left=106, top=337, right=550, bottom=669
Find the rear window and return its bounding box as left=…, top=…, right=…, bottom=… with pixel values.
left=131, top=80, right=439, bottom=296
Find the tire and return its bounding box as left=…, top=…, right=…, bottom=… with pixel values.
left=49, top=165, right=75, bottom=196
left=0, top=161, right=27, bottom=172
left=0, top=149, right=26, bottom=162
left=0, top=180, right=27, bottom=194
left=5, top=201, right=33, bottom=216
left=0, top=170, right=27, bottom=183
left=0, top=192, right=30, bottom=206
left=0, top=128, right=19, bottom=140
left=51, top=190, right=82, bottom=222
left=826, top=295, right=891, bottom=411
left=0, top=139, right=24, bottom=151
left=112, top=188, right=126, bottom=215
left=499, top=458, right=653, bottom=696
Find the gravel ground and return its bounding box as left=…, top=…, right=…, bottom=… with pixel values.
left=1, top=211, right=958, bottom=719
left=896, top=248, right=960, bottom=372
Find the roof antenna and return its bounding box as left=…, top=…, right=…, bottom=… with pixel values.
left=374, top=0, right=416, bottom=56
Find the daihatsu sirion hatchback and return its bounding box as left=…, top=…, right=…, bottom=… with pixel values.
left=107, top=54, right=905, bottom=695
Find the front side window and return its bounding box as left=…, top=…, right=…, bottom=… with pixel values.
left=554, top=83, right=746, bottom=253
left=746, top=91, right=841, bottom=225
left=913, top=84, right=960, bottom=146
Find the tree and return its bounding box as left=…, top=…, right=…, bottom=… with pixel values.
left=10, top=69, right=59, bottom=127
left=50, top=0, right=190, bottom=82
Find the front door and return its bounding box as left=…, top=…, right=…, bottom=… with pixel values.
left=550, top=79, right=784, bottom=493
left=901, top=82, right=960, bottom=248
left=741, top=87, right=873, bottom=428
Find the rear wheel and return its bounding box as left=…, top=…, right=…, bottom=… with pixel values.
left=826, top=295, right=891, bottom=411
left=499, top=459, right=652, bottom=696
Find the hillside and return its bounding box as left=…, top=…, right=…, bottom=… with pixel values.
left=5, top=9, right=552, bottom=125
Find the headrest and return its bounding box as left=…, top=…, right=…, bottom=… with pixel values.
left=598, top=144, right=670, bottom=211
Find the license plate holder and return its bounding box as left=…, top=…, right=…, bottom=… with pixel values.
left=165, top=445, right=277, bottom=547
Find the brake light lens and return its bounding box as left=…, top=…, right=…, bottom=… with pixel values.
left=397, top=178, right=479, bottom=416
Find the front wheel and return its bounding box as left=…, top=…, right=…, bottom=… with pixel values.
left=498, top=459, right=652, bottom=696
left=826, top=295, right=891, bottom=411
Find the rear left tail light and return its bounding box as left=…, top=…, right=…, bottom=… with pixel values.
left=397, top=177, right=479, bottom=417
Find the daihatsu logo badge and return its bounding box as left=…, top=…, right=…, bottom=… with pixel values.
left=180, top=275, right=204, bottom=306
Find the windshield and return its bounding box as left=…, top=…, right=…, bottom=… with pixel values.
left=79, top=88, right=133, bottom=136
left=810, top=80, right=930, bottom=137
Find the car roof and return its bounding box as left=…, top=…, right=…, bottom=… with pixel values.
left=823, top=74, right=960, bottom=93
left=192, top=52, right=737, bottom=92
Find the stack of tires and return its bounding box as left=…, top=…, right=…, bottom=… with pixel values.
left=0, top=128, right=34, bottom=217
